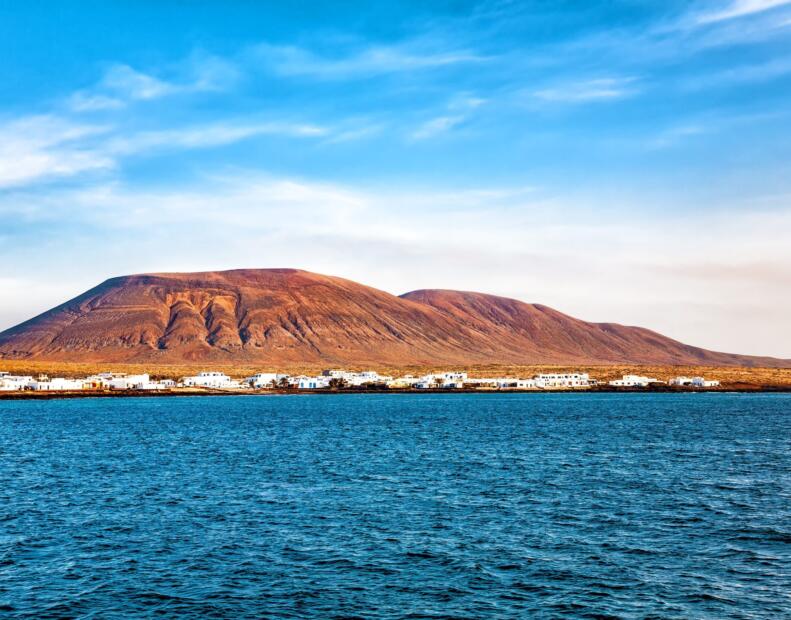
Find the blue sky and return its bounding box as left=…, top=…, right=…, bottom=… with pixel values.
left=1, top=0, right=790, bottom=357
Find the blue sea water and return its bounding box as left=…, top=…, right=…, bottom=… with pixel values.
left=0, top=393, right=789, bottom=619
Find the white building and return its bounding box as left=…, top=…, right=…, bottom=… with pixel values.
left=534, top=373, right=590, bottom=389
left=321, top=370, right=392, bottom=386
left=29, top=378, right=86, bottom=391
left=84, top=373, right=121, bottom=389
left=442, top=372, right=468, bottom=387
left=350, top=371, right=392, bottom=386
left=0, top=375, right=33, bottom=391
left=609, top=374, right=659, bottom=387
left=245, top=373, right=290, bottom=388
left=508, top=378, right=538, bottom=389
left=387, top=375, right=421, bottom=389
left=460, top=377, right=520, bottom=389
left=670, top=376, right=720, bottom=388
left=297, top=376, right=331, bottom=389
left=414, top=375, right=442, bottom=389
left=182, top=372, right=243, bottom=389
left=137, top=379, right=176, bottom=391
left=412, top=372, right=469, bottom=389
left=107, top=374, right=150, bottom=390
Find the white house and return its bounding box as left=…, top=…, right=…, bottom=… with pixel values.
left=413, top=372, right=469, bottom=389
left=137, top=379, right=176, bottom=391
left=0, top=375, right=33, bottom=391
left=413, top=374, right=440, bottom=389
left=321, top=370, right=392, bottom=386
left=349, top=371, right=392, bottom=386
left=107, top=374, right=150, bottom=390
left=510, top=378, right=538, bottom=389
left=29, top=378, right=86, bottom=391
left=609, top=374, right=659, bottom=387
left=462, top=376, right=536, bottom=389
left=387, top=375, right=421, bottom=388
left=245, top=373, right=290, bottom=388
left=534, top=373, right=590, bottom=389
left=442, top=372, right=468, bottom=387
left=83, top=373, right=122, bottom=389
left=297, top=376, right=331, bottom=389
left=182, top=372, right=243, bottom=389
left=669, top=376, right=720, bottom=387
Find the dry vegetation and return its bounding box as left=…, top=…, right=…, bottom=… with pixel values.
left=1, top=360, right=790, bottom=387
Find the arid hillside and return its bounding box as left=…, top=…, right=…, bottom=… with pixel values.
left=0, top=268, right=787, bottom=367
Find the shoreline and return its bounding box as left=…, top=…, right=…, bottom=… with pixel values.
left=2, top=385, right=791, bottom=401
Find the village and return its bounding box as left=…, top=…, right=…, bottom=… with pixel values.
left=0, top=369, right=720, bottom=393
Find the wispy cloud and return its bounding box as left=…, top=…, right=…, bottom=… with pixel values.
left=645, top=108, right=790, bottom=149
left=0, top=110, right=331, bottom=189
left=68, top=93, right=127, bottom=112
left=102, top=65, right=178, bottom=101
left=409, top=94, right=485, bottom=141
left=681, top=55, right=791, bottom=89
left=320, top=122, right=385, bottom=145
left=106, top=121, right=328, bottom=156
left=694, top=0, right=791, bottom=25
left=253, top=41, right=486, bottom=79
left=544, top=3, right=791, bottom=72
left=68, top=53, right=240, bottom=111
left=68, top=66, right=174, bottom=111
left=646, top=124, right=708, bottom=149
left=0, top=115, right=112, bottom=188
left=410, top=115, right=465, bottom=141
left=532, top=77, right=639, bottom=103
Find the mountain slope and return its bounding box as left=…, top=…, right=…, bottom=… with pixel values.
left=400, top=289, right=783, bottom=367
left=0, top=269, right=786, bottom=367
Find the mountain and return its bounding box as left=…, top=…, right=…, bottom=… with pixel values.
left=0, top=268, right=786, bottom=367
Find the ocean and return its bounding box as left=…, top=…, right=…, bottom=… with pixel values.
left=1, top=393, right=789, bottom=618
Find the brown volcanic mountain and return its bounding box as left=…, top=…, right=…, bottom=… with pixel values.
left=0, top=268, right=786, bottom=367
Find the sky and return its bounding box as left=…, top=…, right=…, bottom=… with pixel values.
left=0, top=0, right=790, bottom=357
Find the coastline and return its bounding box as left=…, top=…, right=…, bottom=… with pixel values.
left=2, top=361, right=790, bottom=385
left=2, top=384, right=791, bottom=401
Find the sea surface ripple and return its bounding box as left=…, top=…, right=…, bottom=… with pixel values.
left=1, top=393, right=789, bottom=618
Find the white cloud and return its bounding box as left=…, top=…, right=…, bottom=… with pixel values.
left=532, top=77, right=639, bottom=103
left=0, top=108, right=331, bottom=189
left=408, top=94, right=485, bottom=141
left=545, top=3, right=791, bottom=71
left=253, top=42, right=486, bottom=79
left=68, top=54, right=240, bottom=112
left=322, top=124, right=385, bottom=144
left=101, top=65, right=177, bottom=100
left=184, top=53, right=242, bottom=92
left=68, top=93, right=125, bottom=112
left=647, top=124, right=708, bottom=149
left=105, top=121, right=328, bottom=156
left=0, top=115, right=112, bottom=188
left=682, top=55, right=791, bottom=89
left=409, top=115, right=465, bottom=140
left=695, top=0, right=791, bottom=24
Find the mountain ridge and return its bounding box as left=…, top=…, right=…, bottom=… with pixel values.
left=0, top=268, right=787, bottom=367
